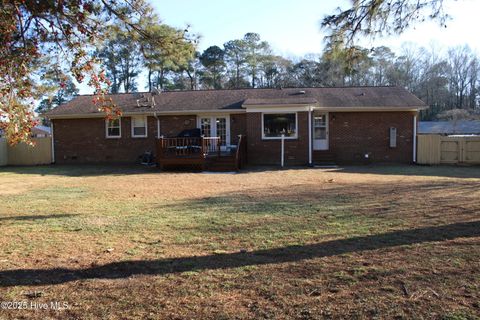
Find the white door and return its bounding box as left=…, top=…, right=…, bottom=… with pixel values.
left=313, top=112, right=328, bottom=150
left=199, top=116, right=230, bottom=150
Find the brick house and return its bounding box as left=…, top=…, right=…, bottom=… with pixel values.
left=46, top=86, right=427, bottom=168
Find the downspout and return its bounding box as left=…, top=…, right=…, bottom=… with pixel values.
left=308, top=107, right=312, bottom=166
left=413, top=114, right=417, bottom=163
left=153, top=112, right=160, bottom=138
left=50, top=121, right=55, bottom=164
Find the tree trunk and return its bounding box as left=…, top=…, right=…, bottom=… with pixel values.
left=236, top=63, right=240, bottom=88
left=148, top=68, right=152, bottom=92
left=251, top=68, right=256, bottom=88
left=186, top=69, right=195, bottom=90
left=159, top=69, right=165, bottom=89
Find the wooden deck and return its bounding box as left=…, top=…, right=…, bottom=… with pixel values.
left=156, top=135, right=247, bottom=171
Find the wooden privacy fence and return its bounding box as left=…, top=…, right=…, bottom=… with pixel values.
left=0, top=138, right=7, bottom=166
left=0, top=137, right=52, bottom=166
left=417, top=134, right=480, bottom=165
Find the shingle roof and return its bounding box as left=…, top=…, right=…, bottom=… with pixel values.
left=243, top=97, right=319, bottom=106
left=46, top=86, right=426, bottom=117
left=419, top=121, right=480, bottom=134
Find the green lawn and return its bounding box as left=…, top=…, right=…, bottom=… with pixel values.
left=0, top=165, right=479, bottom=319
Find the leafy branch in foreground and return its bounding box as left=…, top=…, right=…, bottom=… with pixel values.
left=320, top=0, right=454, bottom=68
left=322, top=0, right=453, bottom=45
left=0, top=0, right=186, bottom=145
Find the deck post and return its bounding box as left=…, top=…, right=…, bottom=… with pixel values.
left=201, top=136, right=206, bottom=156
left=235, top=135, right=242, bottom=170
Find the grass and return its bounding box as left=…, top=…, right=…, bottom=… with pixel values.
left=0, top=165, right=479, bottom=319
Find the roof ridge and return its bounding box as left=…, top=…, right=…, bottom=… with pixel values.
left=72, top=85, right=400, bottom=97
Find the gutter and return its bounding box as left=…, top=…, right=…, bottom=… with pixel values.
left=47, top=105, right=429, bottom=120
left=47, top=109, right=246, bottom=120
left=312, top=106, right=428, bottom=112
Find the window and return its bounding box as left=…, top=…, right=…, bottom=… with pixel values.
left=200, top=118, right=211, bottom=137
left=215, top=118, right=227, bottom=146
left=131, top=116, right=147, bottom=138
left=314, top=114, right=327, bottom=140
left=262, top=113, right=297, bottom=139
left=106, top=118, right=121, bottom=138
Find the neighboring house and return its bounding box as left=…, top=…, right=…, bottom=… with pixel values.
left=46, top=86, right=427, bottom=167
left=0, top=125, right=51, bottom=138
left=419, top=120, right=480, bottom=135
left=31, top=125, right=52, bottom=138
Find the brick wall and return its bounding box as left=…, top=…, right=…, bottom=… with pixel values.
left=159, top=115, right=197, bottom=137
left=245, top=111, right=415, bottom=166
left=246, top=112, right=309, bottom=166
left=53, top=117, right=158, bottom=164
left=53, top=111, right=415, bottom=165
left=329, top=111, right=415, bottom=164
left=230, top=113, right=247, bottom=144
left=53, top=115, right=198, bottom=164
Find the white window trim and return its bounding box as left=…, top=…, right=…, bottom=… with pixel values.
left=261, top=112, right=298, bottom=140
left=105, top=118, right=121, bottom=139
left=131, top=115, right=148, bottom=138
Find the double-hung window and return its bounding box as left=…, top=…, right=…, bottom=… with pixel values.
left=131, top=116, right=148, bottom=138
left=106, top=118, right=121, bottom=138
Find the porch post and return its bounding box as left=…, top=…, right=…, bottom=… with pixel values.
left=308, top=108, right=312, bottom=166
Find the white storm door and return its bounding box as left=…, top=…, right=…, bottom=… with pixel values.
left=313, top=112, right=328, bottom=150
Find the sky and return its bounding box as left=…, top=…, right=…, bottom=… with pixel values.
left=151, top=0, right=480, bottom=57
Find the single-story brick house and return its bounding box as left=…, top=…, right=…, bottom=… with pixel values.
left=46, top=86, right=427, bottom=167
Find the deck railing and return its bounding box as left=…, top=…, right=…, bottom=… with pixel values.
left=202, top=137, right=222, bottom=155
left=156, top=135, right=247, bottom=171
left=156, top=136, right=221, bottom=159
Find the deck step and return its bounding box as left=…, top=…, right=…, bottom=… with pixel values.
left=313, top=151, right=337, bottom=165
left=206, top=156, right=237, bottom=171
left=210, top=157, right=235, bottom=163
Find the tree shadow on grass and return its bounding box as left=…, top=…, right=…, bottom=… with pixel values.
left=0, top=165, right=158, bottom=177
left=0, top=220, right=478, bottom=287
left=0, top=213, right=77, bottom=222
left=1, top=164, right=479, bottom=178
